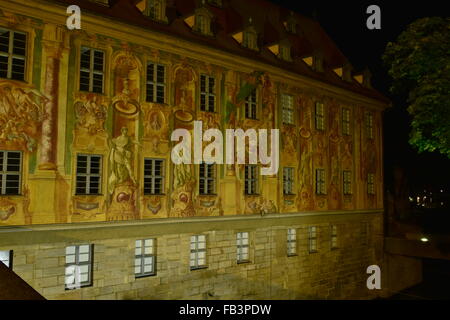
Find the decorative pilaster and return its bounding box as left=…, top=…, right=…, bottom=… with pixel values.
left=38, top=25, right=64, bottom=170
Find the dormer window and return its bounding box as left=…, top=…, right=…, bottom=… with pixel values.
left=243, top=27, right=258, bottom=51
left=284, top=12, right=297, bottom=34
left=138, top=0, right=168, bottom=23
left=313, top=51, right=324, bottom=72
left=278, top=40, right=292, bottom=62
left=343, top=63, right=353, bottom=82
left=186, top=6, right=214, bottom=36
left=195, top=14, right=210, bottom=35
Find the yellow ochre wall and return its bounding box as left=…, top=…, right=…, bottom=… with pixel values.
left=0, top=0, right=387, bottom=228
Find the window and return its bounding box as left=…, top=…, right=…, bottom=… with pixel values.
left=199, top=163, right=215, bottom=195
left=315, top=102, right=325, bottom=130
left=190, top=235, right=207, bottom=270
left=331, top=225, right=338, bottom=249
left=145, top=0, right=167, bottom=22
left=285, top=12, right=297, bottom=34
left=236, top=232, right=249, bottom=263
left=342, top=108, right=351, bottom=135
left=135, top=239, right=156, bottom=277
left=309, top=226, right=318, bottom=253
left=0, top=28, right=26, bottom=81
left=0, top=151, right=22, bottom=195
left=287, top=229, right=297, bottom=256
left=79, top=47, right=104, bottom=93
left=200, top=75, right=216, bottom=112
left=283, top=167, right=295, bottom=195
left=0, top=250, right=12, bottom=268
left=65, top=245, right=93, bottom=289
left=196, top=15, right=207, bottom=34
left=75, top=154, right=102, bottom=195
left=194, top=11, right=213, bottom=36
left=366, top=112, right=374, bottom=139
left=367, top=173, right=375, bottom=195
left=282, top=94, right=294, bottom=125
left=243, top=29, right=258, bottom=51
left=144, top=158, right=164, bottom=195
left=343, top=170, right=352, bottom=195
left=244, top=165, right=258, bottom=195
left=245, top=89, right=257, bottom=119
left=279, top=45, right=291, bottom=61
left=315, top=169, right=326, bottom=195
left=146, top=62, right=166, bottom=104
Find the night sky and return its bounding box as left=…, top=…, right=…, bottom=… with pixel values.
left=270, top=0, right=450, bottom=192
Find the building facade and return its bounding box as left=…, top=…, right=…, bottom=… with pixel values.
left=0, top=0, right=389, bottom=299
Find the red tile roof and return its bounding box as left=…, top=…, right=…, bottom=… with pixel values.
left=55, top=0, right=389, bottom=103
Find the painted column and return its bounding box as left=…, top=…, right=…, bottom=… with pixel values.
left=39, top=25, right=64, bottom=170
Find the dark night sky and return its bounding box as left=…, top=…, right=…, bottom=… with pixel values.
left=269, top=0, right=450, bottom=192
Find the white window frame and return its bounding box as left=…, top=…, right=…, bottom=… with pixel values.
left=75, top=154, right=102, bottom=195
left=243, top=30, right=258, bottom=50
left=0, top=150, right=22, bottom=196
left=287, top=228, right=297, bottom=256
left=143, top=158, right=164, bottom=195
left=244, top=165, right=258, bottom=195
left=315, top=102, right=325, bottom=131
left=146, top=61, right=166, bottom=104
left=279, top=45, right=291, bottom=61
left=0, top=250, right=12, bottom=268
left=245, top=88, right=258, bottom=120
left=135, top=239, right=156, bottom=277
left=200, top=74, right=216, bottom=112
left=342, top=108, right=351, bottom=135
left=65, top=244, right=93, bottom=290
left=0, top=28, right=27, bottom=81
left=316, top=169, right=326, bottom=195
left=283, top=167, right=295, bottom=195
left=79, top=46, right=104, bottom=93
left=199, top=162, right=216, bottom=195
left=343, top=170, right=352, bottom=195
left=367, top=173, right=375, bottom=195
left=282, top=94, right=294, bottom=125
left=236, top=232, right=250, bottom=263
left=190, top=235, right=207, bottom=270
left=309, top=226, right=318, bottom=253
left=331, top=225, right=338, bottom=249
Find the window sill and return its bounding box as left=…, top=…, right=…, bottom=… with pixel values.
left=237, top=260, right=251, bottom=265
left=287, top=254, right=298, bottom=257
left=190, top=266, right=208, bottom=271
left=135, top=273, right=157, bottom=279
left=65, top=283, right=93, bottom=291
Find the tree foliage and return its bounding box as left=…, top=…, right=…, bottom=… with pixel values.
left=383, top=17, right=450, bottom=158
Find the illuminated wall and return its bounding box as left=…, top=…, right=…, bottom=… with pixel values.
left=0, top=0, right=387, bottom=227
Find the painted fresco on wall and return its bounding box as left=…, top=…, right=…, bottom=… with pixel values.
left=0, top=81, right=46, bottom=152
left=0, top=22, right=385, bottom=226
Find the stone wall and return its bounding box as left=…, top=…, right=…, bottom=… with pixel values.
left=0, top=211, right=384, bottom=300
